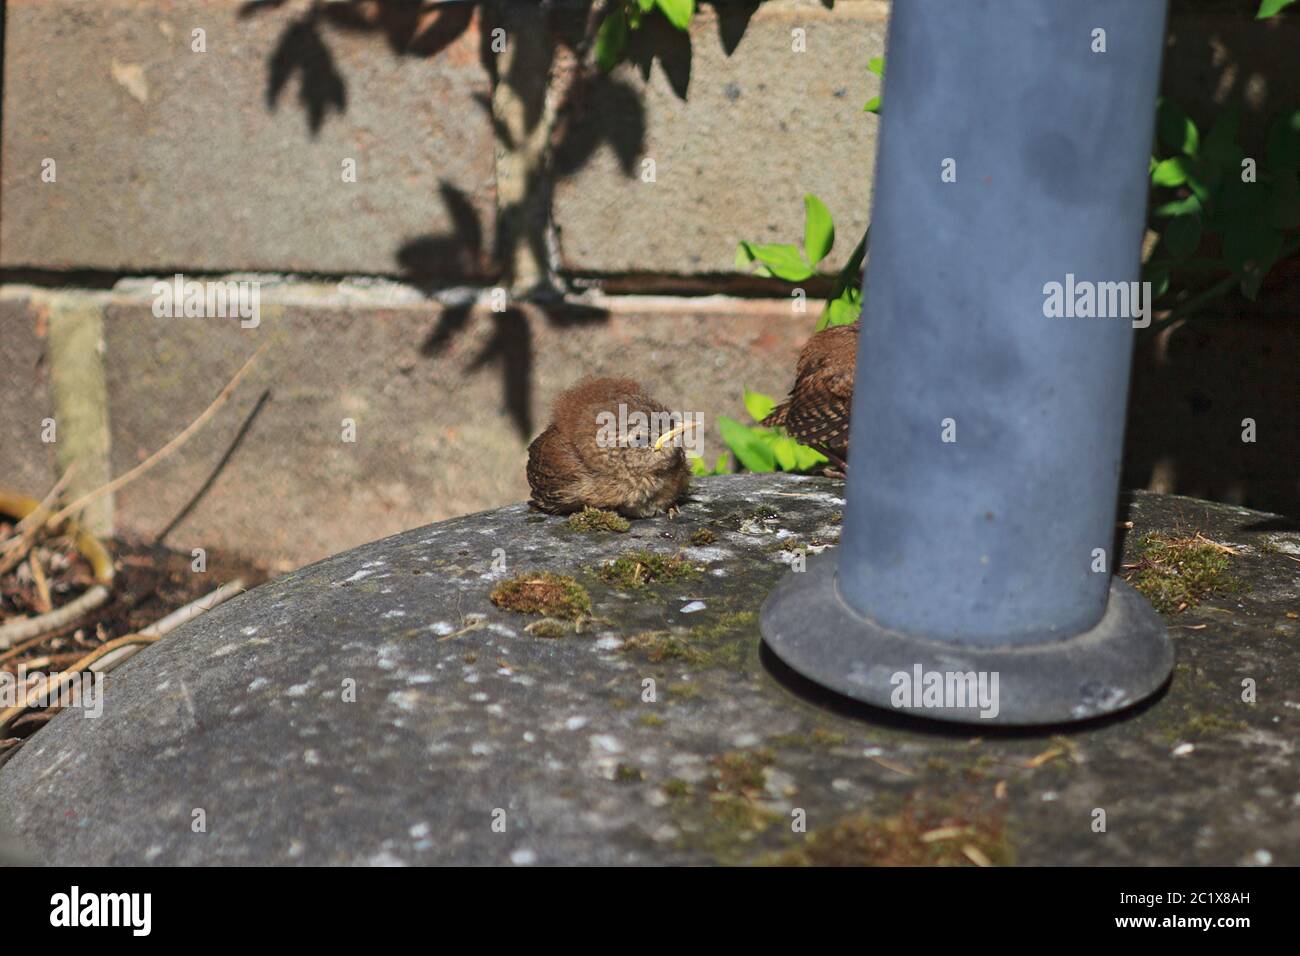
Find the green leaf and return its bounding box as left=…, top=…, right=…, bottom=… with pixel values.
left=1163, top=214, right=1203, bottom=260
left=742, top=387, right=777, bottom=423
left=754, top=429, right=827, bottom=473
left=1153, top=195, right=1202, bottom=218
left=862, top=57, right=884, bottom=113
left=1200, top=108, right=1242, bottom=167
left=1223, top=222, right=1284, bottom=299
left=1151, top=156, right=1191, bottom=187
left=1216, top=173, right=1268, bottom=221
left=1184, top=170, right=1211, bottom=205
left=863, top=56, right=883, bottom=113
left=655, top=0, right=694, bottom=30
left=734, top=242, right=756, bottom=270
left=718, top=416, right=775, bottom=472
left=595, top=8, right=627, bottom=72
left=690, top=452, right=730, bottom=477
left=1257, top=0, right=1297, bottom=18
left=803, top=194, right=835, bottom=265
left=792, top=442, right=829, bottom=471
left=769, top=435, right=799, bottom=471
left=745, top=243, right=814, bottom=282
left=823, top=296, right=861, bottom=329
left=1142, top=261, right=1171, bottom=300
left=638, top=0, right=656, bottom=10
left=1157, top=99, right=1200, bottom=157
left=1266, top=109, right=1300, bottom=171
left=1268, top=171, right=1300, bottom=229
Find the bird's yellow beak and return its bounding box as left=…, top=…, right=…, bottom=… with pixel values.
left=653, top=420, right=695, bottom=451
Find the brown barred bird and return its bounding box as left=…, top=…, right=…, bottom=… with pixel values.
left=763, top=322, right=859, bottom=475
left=526, top=377, right=693, bottom=518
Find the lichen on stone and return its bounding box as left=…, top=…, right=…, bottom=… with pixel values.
left=1123, top=533, right=1243, bottom=613
left=489, top=572, right=591, bottom=620
left=688, top=528, right=717, bottom=546
left=567, top=507, right=631, bottom=534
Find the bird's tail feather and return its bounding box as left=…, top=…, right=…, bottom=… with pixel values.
left=762, top=402, right=790, bottom=428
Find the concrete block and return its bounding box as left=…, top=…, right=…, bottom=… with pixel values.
left=552, top=0, right=888, bottom=277
left=0, top=0, right=497, bottom=277
left=0, top=296, right=55, bottom=499
left=92, top=287, right=807, bottom=568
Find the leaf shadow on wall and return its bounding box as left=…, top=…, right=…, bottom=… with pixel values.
left=418, top=301, right=612, bottom=443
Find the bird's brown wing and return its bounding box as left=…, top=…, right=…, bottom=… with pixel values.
left=782, top=363, right=854, bottom=453
left=762, top=401, right=790, bottom=429
left=764, top=322, right=858, bottom=450
left=526, top=424, right=582, bottom=512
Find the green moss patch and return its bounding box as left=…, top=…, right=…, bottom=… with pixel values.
left=622, top=631, right=711, bottom=665
left=688, top=528, right=717, bottom=546
left=567, top=507, right=631, bottom=534
left=772, top=796, right=1013, bottom=867
left=596, top=549, right=700, bottom=589
left=658, top=749, right=787, bottom=861
left=614, top=763, right=645, bottom=783
left=662, top=778, right=691, bottom=799
left=1124, top=533, right=1243, bottom=613
left=523, top=618, right=572, bottom=639
left=620, top=612, right=758, bottom=670
left=703, top=750, right=781, bottom=838
left=1180, top=712, right=1248, bottom=738
left=712, top=749, right=775, bottom=794
left=490, top=572, right=591, bottom=620
left=770, top=728, right=847, bottom=750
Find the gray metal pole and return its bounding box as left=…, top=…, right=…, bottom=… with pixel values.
left=761, top=0, right=1174, bottom=725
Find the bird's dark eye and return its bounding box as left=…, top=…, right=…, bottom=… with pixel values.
left=627, top=431, right=649, bottom=448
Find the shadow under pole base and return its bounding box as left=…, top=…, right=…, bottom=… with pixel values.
left=760, top=554, right=1174, bottom=727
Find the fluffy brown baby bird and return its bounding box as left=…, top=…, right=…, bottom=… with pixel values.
left=527, top=377, right=692, bottom=518
left=763, top=321, right=859, bottom=473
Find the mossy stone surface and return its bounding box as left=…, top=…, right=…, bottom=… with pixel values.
left=0, top=476, right=1296, bottom=865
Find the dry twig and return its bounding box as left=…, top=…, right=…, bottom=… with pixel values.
left=0, top=579, right=244, bottom=737
left=49, top=342, right=269, bottom=527
left=0, top=585, right=111, bottom=652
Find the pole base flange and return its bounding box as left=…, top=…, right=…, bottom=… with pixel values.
left=760, top=554, right=1174, bottom=726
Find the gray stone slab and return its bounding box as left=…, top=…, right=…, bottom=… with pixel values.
left=0, top=0, right=496, bottom=277
left=1, top=475, right=1296, bottom=865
